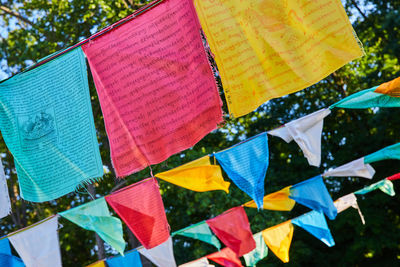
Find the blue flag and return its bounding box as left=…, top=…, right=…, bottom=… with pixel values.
left=292, top=210, right=335, bottom=247
left=215, top=133, right=269, bottom=208
left=289, top=176, right=337, bottom=220
left=0, top=254, right=25, bottom=267
left=106, top=250, right=142, bottom=267
left=0, top=238, right=11, bottom=255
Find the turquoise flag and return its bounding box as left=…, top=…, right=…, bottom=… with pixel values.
left=364, top=143, right=400, bottom=164
left=290, top=176, right=337, bottom=220
left=106, top=250, right=142, bottom=267
left=243, top=232, right=268, bottom=266
left=215, top=133, right=269, bottom=208
left=355, top=179, right=395, bottom=196
left=60, top=198, right=126, bottom=255
left=0, top=47, right=103, bottom=202
left=330, top=87, right=400, bottom=109
left=173, top=221, right=221, bottom=250
left=292, top=210, right=335, bottom=247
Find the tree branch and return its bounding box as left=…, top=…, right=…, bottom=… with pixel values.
left=0, top=5, right=35, bottom=28
left=350, top=0, right=367, bottom=20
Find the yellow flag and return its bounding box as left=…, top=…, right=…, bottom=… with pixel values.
left=244, top=186, right=295, bottom=211
left=155, top=156, right=230, bottom=193
left=262, top=221, right=294, bottom=263
left=194, top=0, right=364, bottom=117
left=86, top=261, right=106, bottom=267
left=375, top=77, right=400, bottom=97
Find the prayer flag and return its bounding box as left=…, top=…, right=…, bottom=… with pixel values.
left=262, top=221, right=294, bottom=263
left=292, top=210, right=335, bottom=247
left=8, top=216, right=62, bottom=267
left=0, top=254, right=25, bottom=267
left=206, top=207, right=255, bottom=256
left=173, top=221, right=221, bottom=250
left=86, top=260, right=106, bottom=267
left=355, top=179, right=395, bottom=196
left=243, top=232, right=268, bottom=267
left=207, top=248, right=243, bottom=267
left=60, top=198, right=126, bottom=255
left=215, top=133, right=269, bottom=209
left=375, top=77, right=400, bottom=97
left=0, top=159, right=11, bottom=218
left=106, top=178, right=169, bottom=249
left=106, top=250, right=142, bottom=267
left=194, top=0, right=363, bottom=117
left=180, top=258, right=214, bottom=267
left=289, top=176, right=337, bottom=220
left=330, top=88, right=400, bottom=109
left=387, top=173, right=400, bottom=181
left=243, top=186, right=295, bottom=211
left=322, top=158, right=375, bottom=179
left=364, top=143, right=400, bottom=163
left=138, top=237, right=177, bottom=267
left=156, top=156, right=230, bottom=193
left=268, top=109, right=331, bottom=167
left=0, top=48, right=103, bottom=202
left=82, top=0, right=223, bottom=177
left=334, top=193, right=365, bottom=224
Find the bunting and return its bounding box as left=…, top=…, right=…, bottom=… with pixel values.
left=243, top=232, right=268, bottom=267
left=180, top=258, right=214, bottom=267
left=387, top=173, right=400, bottom=181
left=243, top=186, right=295, bottom=211
left=0, top=254, right=25, bottom=267
left=334, top=194, right=365, bottom=224
left=0, top=159, right=11, bottom=218
left=138, top=237, right=177, bottom=267
left=0, top=239, right=11, bottom=255
left=355, top=179, right=395, bottom=196
left=322, top=158, right=376, bottom=179
left=364, top=143, right=400, bottom=163
left=262, top=221, right=294, bottom=263
left=374, top=77, right=400, bottom=97
left=173, top=221, right=221, bottom=250
left=206, top=248, right=243, bottom=267
left=106, top=250, right=142, bottom=267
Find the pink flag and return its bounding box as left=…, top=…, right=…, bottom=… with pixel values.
left=82, top=0, right=223, bottom=177
left=387, top=173, right=400, bottom=181
left=207, top=248, right=243, bottom=267
left=105, top=178, right=170, bottom=249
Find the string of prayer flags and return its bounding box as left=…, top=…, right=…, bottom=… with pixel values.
left=243, top=186, right=295, bottom=211
left=106, top=250, right=142, bottom=267
left=374, top=77, right=400, bottom=97
left=86, top=260, right=106, bottom=267
left=206, top=207, right=255, bottom=257
left=289, top=176, right=337, bottom=220
left=206, top=248, right=243, bottom=267
left=194, top=0, right=363, bottom=117
left=8, top=215, right=62, bottom=267
left=364, top=143, right=400, bottom=163
left=0, top=254, right=24, bottom=267
left=334, top=194, right=365, bottom=224
left=262, top=221, right=294, bottom=263
left=215, top=133, right=269, bottom=209
left=0, top=48, right=103, bottom=202
left=291, top=210, right=335, bottom=247
left=156, top=156, right=230, bottom=193
left=322, top=158, right=376, bottom=179
left=82, top=0, right=223, bottom=177
left=180, top=257, right=214, bottom=267
left=60, top=198, right=126, bottom=255
left=268, top=109, right=331, bottom=167
left=387, top=173, right=400, bottom=181
left=0, top=159, right=11, bottom=218
left=105, top=178, right=170, bottom=249
left=138, top=237, right=177, bottom=267
left=173, top=221, right=221, bottom=250
left=243, top=232, right=268, bottom=267
left=355, top=179, right=395, bottom=196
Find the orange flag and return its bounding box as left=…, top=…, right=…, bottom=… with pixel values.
left=375, top=77, right=400, bottom=97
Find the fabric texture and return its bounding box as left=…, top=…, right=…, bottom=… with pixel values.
left=289, top=176, right=337, bottom=220
left=60, top=198, right=126, bottom=255
left=173, top=221, right=221, bottom=250
left=0, top=238, right=11, bottom=255
left=106, top=250, right=142, bottom=267
left=106, top=178, right=169, bottom=249
left=262, top=221, right=294, bottom=263
left=322, top=158, right=375, bottom=179
left=215, top=133, right=269, bottom=209
left=364, top=143, right=400, bottom=163
left=0, top=159, right=11, bottom=218
left=0, top=254, right=25, bottom=267
left=375, top=77, right=400, bottom=97
left=334, top=193, right=365, bottom=224
left=355, top=179, right=395, bottom=196
left=243, top=186, right=295, bottom=211
left=156, top=156, right=230, bottom=193
left=330, top=87, right=400, bottom=109
left=387, top=173, right=400, bottom=181
left=206, top=248, right=243, bottom=267
left=243, top=232, right=268, bottom=267
left=82, top=0, right=222, bottom=177
left=194, top=0, right=363, bottom=117
left=0, top=48, right=103, bottom=202
left=8, top=216, right=62, bottom=267
left=292, top=210, right=335, bottom=247
left=86, top=260, right=106, bottom=267
left=206, top=207, right=255, bottom=257
left=180, top=258, right=214, bottom=267
left=138, top=237, right=177, bottom=267
left=268, top=109, right=331, bottom=166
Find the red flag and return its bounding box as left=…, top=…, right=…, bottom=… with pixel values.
left=387, top=173, right=400, bottom=181
left=206, top=206, right=255, bottom=256
left=105, top=178, right=169, bottom=249
left=207, top=247, right=243, bottom=267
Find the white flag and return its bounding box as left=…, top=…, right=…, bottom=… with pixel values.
left=180, top=257, right=214, bottom=267
left=334, top=193, right=365, bottom=224
left=138, top=237, right=176, bottom=267
left=323, top=158, right=375, bottom=179
left=0, top=159, right=11, bottom=219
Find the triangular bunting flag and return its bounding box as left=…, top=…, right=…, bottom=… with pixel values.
left=106, top=250, right=142, bottom=267
left=322, top=158, right=375, bottom=179
left=292, top=210, right=335, bottom=247
left=0, top=254, right=24, bottom=267
left=60, top=198, right=126, bottom=255
left=334, top=194, right=365, bottom=224
left=364, top=143, right=400, bottom=163
left=262, top=221, right=294, bottom=263
left=86, top=260, right=106, bottom=267
left=243, top=186, right=295, bottom=211
left=206, top=248, right=243, bottom=267
left=138, top=237, right=177, bottom=267
left=243, top=232, right=268, bottom=267
left=206, top=207, right=255, bottom=256
left=374, top=77, right=400, bottom=97
left=0, top=239, right=11, bottom=255
left=355, top=179, right=395, bottom=196
left=8, top=216, right=62, bottom=267
left=0, top=159, right=11, bottom=219
left=289, top=176, right=337, bottom=220
left=268, top=109, right=331, bottom=167
left=105, top=178, right=170, bottom=249
left=173, top=221, right=221, bottom=250
left=156, top=156, right=230, bottom=193
left=215, top=133, right=269, bottom=209
left=387, top=173, right=400, bottom=181
left=180, top=257, right=214, bottom=267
